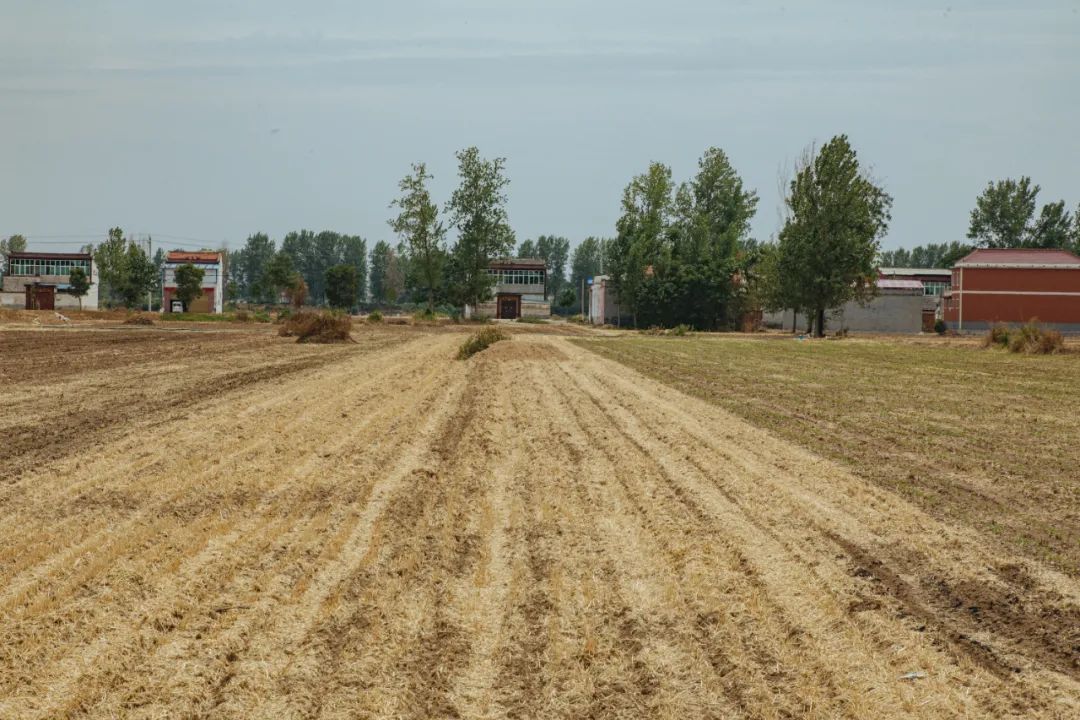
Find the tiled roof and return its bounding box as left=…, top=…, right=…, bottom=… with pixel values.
left=166, top=251, right=221, bottom=264
left=955, top=248, right=1080, bottom=267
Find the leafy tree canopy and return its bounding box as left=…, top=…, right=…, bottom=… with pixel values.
left=445, top=146, right=515, bottom=309
left=174, top=263, right=205, bottom=311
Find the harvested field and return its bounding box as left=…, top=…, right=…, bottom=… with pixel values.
left=0, top=324, right=1078, bottom=718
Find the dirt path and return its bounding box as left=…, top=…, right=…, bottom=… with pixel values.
left=0, top=331, right=1076, bottom=718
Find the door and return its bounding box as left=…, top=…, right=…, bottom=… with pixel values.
left=25, top=286, right=55, bottom=310
left=498, top=295, right=520, bottom=319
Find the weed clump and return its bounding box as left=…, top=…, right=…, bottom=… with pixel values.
left=515, top=316, right=547, bottom=324
left=983, top=323, right=1011, bottom=349
left=642, top=324, right=692, bottom=337
left=235, top=309, right=253, bottom=323
left=458, top=327, right=508, bottom=359
left=367, top=310, right=383, bottom=324
left=124, top=313, right=155, bottom=326
left=278, top=310, right=353, bottom=344
left=983, top=319, right=1065, bottom=354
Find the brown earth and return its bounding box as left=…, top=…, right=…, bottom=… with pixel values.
left=0, top=325, right=1077, bottom=718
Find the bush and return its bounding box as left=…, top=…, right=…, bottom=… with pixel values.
left=934, top=319, right=946, bottom=335
left=235, top=309, right=253, bottom=323
left=367, top=310, right=383, bottom=324
left=458, top=327, right=508, bottom=359
left=413, top=308, right=438, bottom=324
left=641, top=324, right=692, bottom=337
left=985, top=319, right=1065, bottom=355
left=278, top=310, right=353, bottom=344
left=983, top=323, right=1011, bottom=349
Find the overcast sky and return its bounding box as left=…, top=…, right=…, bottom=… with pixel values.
left=2, top=1, right=1078, bottom=254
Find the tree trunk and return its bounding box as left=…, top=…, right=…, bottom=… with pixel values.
left=791, top=308, right=799, bottom=333
left=816, top=306, right=826, bottom=338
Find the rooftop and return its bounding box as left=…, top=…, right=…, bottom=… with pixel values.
left=955, top=248, right=1080, bottom=268
left=5, top=251, right=91, bottom=260
left=877, top=279, right=924, bottom=292
left=879, top=267, right=952, bottom=276
left=166, top=251, right=222, bottom=264
left=490, top=257, right=546, bottom=270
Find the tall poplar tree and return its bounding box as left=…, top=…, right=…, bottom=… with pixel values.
left=390, top=163, right=446, bottom=312
left=776, top=135, right=892, bottom=337
left=445, top=147, right=515, bottom=310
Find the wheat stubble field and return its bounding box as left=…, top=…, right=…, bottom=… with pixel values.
left=0, top=321, right=1078, bottom=718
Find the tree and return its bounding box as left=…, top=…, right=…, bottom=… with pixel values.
left=1032, top=201, right=1073, bottom=249
left=778, top=135, right=892, bottom=337
left=878, top=241, right=973, bottom=269
left=237, top=233, right=277, bottom=302
left=94, top=227, right=128, bottom=307
left=116, top=242, right=157, bottom=309
left=262, top=250, right=298, bottom=303
left=968, top=177, right=1073, bottom=249
left=536, top=235, right=570, bottom=301
left=174, top=263, right=205, bottom=312
left=609, top=162, right=675, bottom=325
left=557, top=286, right=576, bottom=309
left=1074, top=202, right=1080, bottom=253
left=0, top=234, right=26, bottom=276
left=68, top=266, right=91, bottom=310
left=325, top=264, right=359, bottom=309
left=341, top=235, right=368, bottom=306
left=285, top=276, right=308, bottom=308
left=444, top=147, right=515, bottom=310
left=569, top=237, right=609, bottom=310
left=369, top=240, right=393, bottom=303
left=390, top=163, right=446, bottom=312
left=517, top=239, right=537, bottom=258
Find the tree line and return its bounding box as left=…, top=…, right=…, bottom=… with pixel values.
left=7, top=141, right=1077, bottom=325
left=881, top=178, right=1080, bottom=268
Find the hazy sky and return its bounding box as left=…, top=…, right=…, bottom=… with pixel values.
left=2, top=1, right=1078, bottom=254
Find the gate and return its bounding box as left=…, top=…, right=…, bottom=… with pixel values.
left=497, top=295, right=520, bottom=320
left=25, top=285, right=55, bottom=310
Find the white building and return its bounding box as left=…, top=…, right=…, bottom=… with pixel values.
left=0, top=251, right=99, bottom=310
left=162, top=251, right=224, bottom=313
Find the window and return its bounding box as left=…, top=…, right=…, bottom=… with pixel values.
left=923, top=281, right=948, bottom=296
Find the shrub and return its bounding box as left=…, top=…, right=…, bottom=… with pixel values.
left=278, top=310, right=353, bottom=344
left=367, top=310, right=383, bottom=324
left=1039, top=329, right=1065, bottom=354
left=458, top=327, right=508, bottom=359
left=983, top=323, right=1011, bottom=349
left=642, top=324, right=692, bottom=337
left=934, top=319, right=946, bottom=335
left=986, top=319, right=1065, bottom=355
left=235, top=309, right=252, bottom=323
left=413, top=309, right=438, bottom=324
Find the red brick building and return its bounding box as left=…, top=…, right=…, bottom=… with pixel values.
left=942, top=248, right=1080, bottom=332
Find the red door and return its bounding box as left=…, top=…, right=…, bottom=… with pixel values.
left=25, top=286, right=55, bottom=310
